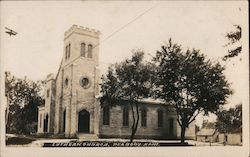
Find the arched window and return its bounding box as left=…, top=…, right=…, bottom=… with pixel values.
left=40, top=114, right=42, bottom=128
left=44, top=114, right=49, bottom=132
left=87, top=44, right=93, bottom=58
left=169, top=118, right=174, bottom=135
left=65, top=44, right=71, bottom=60
left=47, top=89, right=50, bottom=98
left=158, top=110, right=163, bottom=128
left=68, top=44, right=71, bottom=58
left=123, top=107, right=129, bottom=126
left=65, top=78, right=69, bottom=86
left=103, top=106, right=110, bottom=125
left=81, top=43, right=86, bottom=57
left=65, top=45, right=68, bottom=60
left=141, top=108, right=147, bottom=127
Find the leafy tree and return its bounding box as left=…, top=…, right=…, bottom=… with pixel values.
left=223, top=25, right=242, bottom=60
left=5, top=72, right=45, bottom=134
left=216, top=104, right=242, bottom=133
left=201, top=120, right=216, bottom=129
left=100, top=51, right=155, bottom=142
left=195, top=125, right=200, bottom=134
left=153, top=39, right=232, bottom=144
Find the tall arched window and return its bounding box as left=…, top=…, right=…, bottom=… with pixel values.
left=103, top=106, right=110, bottom=125
left=141, top=108, right=147, bottom=127
left=87, top=44, right=93, bottom=58
left=40, top=114, right=42, bottom=128
left=65, top=44, right=71, bottom=60
left=158, top=110, right=163, bottom=128
left=81, top=43, right=86, bottom=57
left=47, top=89, right=50, bottom=98
left=68, top=44, right=71, bottom=58
left=65, top=45, right=68, bottom=60
left=44, top=114, right=49, bottom=132
left=123, top=107, right=129, bottom=126
left=65, top=78, right=69, bottom=87
left=169, top=118, right=174, bottom=135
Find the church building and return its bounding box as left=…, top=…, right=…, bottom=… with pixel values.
left=37, top=25, right=196, bottom=140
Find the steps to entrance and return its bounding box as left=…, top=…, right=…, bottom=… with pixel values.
left=77, top=133, right=98, bottom=140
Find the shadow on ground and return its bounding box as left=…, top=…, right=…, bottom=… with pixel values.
left=6, top=136, right=36, bottom=145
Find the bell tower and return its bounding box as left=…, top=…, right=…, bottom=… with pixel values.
left=63, top=25, right=100, bottom=66
left=60, top=25, right=101, bottom=137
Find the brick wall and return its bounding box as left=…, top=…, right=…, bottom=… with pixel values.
left=99, top=102, right=180, bottom=139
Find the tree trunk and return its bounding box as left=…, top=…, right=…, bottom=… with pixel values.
left=130, top=128, right=136, bottom=142
left=129, top=102, right=140, bottom=143
left=180, top=125, right=186, bottom=144
left=130, top=103, right=135, bottom=142
left=5, top=95, right=10, bottom=126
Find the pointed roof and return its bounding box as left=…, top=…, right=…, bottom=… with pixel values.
left=197, top=128, right=217, bottom=136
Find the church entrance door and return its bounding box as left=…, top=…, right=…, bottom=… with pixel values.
left=78, top=109, right=90, bottom=133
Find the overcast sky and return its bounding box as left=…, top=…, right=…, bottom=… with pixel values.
left=1, top=1, right=248, bottom=125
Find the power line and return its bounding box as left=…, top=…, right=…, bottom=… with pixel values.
left=65, top=4, right=158, bottom=68
left=92, top=4, right=158, bottom=51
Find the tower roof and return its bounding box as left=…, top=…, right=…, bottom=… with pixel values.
left=64, top=25, right=101, bottom=39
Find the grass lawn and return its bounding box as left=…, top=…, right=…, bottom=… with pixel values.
left=6, top=136, right=36, bottom=145
left=6, top=134, right=194, bottom=147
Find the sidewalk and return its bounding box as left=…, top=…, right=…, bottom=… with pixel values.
left=6, top=134, right=240, bottom=147
left=6, top=138, right=227, bottom=147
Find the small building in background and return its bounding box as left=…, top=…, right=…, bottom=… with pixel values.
left=218, top=128, right=242, bottom=145
left=196, top=128, right=219, bottom=143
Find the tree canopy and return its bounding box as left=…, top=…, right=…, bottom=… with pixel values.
left=201, top=120, right=216, bottom=129
left=153, top=39, right=232, bottom=143
left=5, top=72, right=45, bottom=134
left=216, top=104, right=242, bottom=133
left=223, top=25, right=242, bottom=60
left=100, top=51, right=155, bottom=142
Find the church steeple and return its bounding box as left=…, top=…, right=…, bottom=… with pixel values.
left=57, top=25, right=101, bottom=137
left=39, top=25, right=101, bottom=137
left=63, top=25, right=101, bottom=67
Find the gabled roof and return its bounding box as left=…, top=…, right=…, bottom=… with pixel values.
left=139, top=98, right=165, bottom=105
left=96, top=95, right=168, bottom=106
left=55, top=60, right=63, bottom=81
left=197, top=128, right=217, bottom=136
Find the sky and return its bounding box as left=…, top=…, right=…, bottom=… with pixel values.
left=0, top=1, right=248, bottom=126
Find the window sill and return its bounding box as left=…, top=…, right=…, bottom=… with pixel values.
left=155, top=127, right=164, bottom=130
left=80, top=56, right=94, bottom=61
left=102, top=124, right=110, bottom=126
left=122, top=126, right=129, bottom=128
